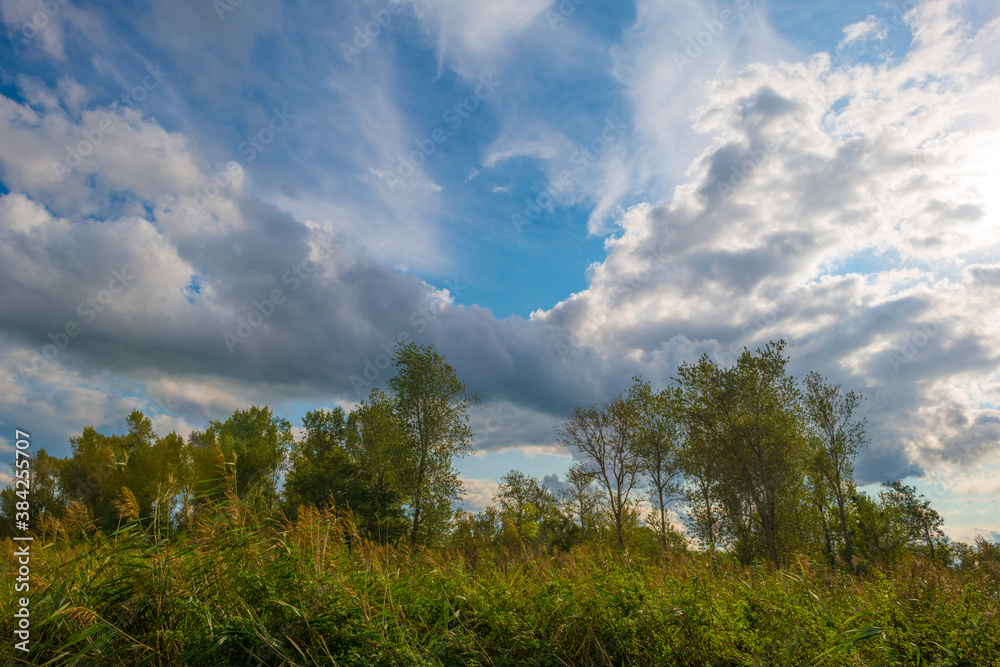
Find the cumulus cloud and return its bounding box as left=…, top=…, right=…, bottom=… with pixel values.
left=0, top=0, right=997, bottom=532
left=460, top=476, right=500, bottom=511
left=535, top=0, right=1000, bottom=481
left=0, top=75, right=648, bottom=455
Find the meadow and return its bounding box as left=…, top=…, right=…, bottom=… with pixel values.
left=3, top=503, right=998, bottom=667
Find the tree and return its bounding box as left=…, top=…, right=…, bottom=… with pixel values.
left=805, top=445, right=838, bottom=567
left=557, top=463, right=602, bottom=542
left=493, top=470, right=560, bottom=545
left=677, top=413, right=724, bottom=552
left=147, top=431, right=193, bottom=532
left=629, top=378, right=683, bottom=551
left=347, top=390, right=404, bottom=493
left=284, top=407, right=406, bottom=540
left=675, top=341, right=809, bottom=565
left=116, top=411, right=186, bottom=529
left=852, top=489, right=908, bottom=568
left=387, top=343, right=479, bottom=547
left=190, top=406, right=293, bottom=513
left=804, top=371, right=866, bottom=570
left=0, top=448, right=64, bottom=538
left=555, top=393, right=643, bottom=550
left=881, top=481, right=947, bottom=562
left=52, top=411, right=191, bottom=532
left=284, top=407, right=350, bottom=513
left=58, top=425, right=127, bottom=530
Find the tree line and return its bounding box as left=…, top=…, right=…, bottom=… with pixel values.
left=2, top=340, right=966, bottom=570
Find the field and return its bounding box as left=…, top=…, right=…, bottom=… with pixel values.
left=3, top=505, right=999, bottom=666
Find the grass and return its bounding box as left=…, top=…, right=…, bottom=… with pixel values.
left=2, top=505, right=998, bottom=666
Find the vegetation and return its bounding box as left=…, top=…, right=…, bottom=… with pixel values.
left=2, top=341, right=998, bottom=664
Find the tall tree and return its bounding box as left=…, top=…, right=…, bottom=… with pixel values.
left=191, top=406, right=293, bottom=513
left=58, top=425, right=127, bottom=530
left=347, top=390, right=404, bottom=493
left=676, top=341, right=809, bottom=565
left=629, top=378, right=683, bottom=551
left=0, top=448, right=64, bottom=538
left=676, top=406, right=724, bottom=553
left=803, top=371, right=867, bottom=570
left=387, top=343, right=479, bottom=547
left=555, top=393, right=643, bottom=550
left=54, top=411, right=190, bottom=531
left=881, top=481, right=947, bottom=562
left=852, top=489, right=908, bottom=567
left=557, top=463, right=602, bottom=541
left=284, top=407, right=351, bottom=513
left=284, top=407, right=406, bottom=540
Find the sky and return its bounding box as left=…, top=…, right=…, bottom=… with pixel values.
left=0, top=0, right=998, bottom=543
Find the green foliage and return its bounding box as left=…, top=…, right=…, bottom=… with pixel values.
left=628, top=378, right=683, bottom=551
left=3, top=512, right=998, bottom=666
left=3, top=340, right=982, bottom=665
left=284, top=407, right=407, bottom=541
left=387, top=342, right=480, bottom=547
left=492, top=469, right=560, bottom=546
left=0, top=447, right=63, bottom=539
left=557, top=463, right=602, bottom=541
left=879, top=481, right=948, bottom=563
left=190, top=406, right=292, bottom=513
left=555, top=393, right=645, bottom=550
left=676, top=341, right=812, bottom=565
left=852, top=489, right=910, bottom=569
left=803, top=371, right=867, bottom=571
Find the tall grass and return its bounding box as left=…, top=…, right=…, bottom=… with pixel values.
left=2, top=503, right=998, bottom=666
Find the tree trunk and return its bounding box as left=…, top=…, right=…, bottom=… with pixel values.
left=658, top=485, right=667, bottom=551
left=409, top=449, right=427, bottom=548
left=836, top=492, right=853, bottom=571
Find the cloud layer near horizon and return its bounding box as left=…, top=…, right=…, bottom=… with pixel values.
left=1, top=0, right=998, bottom=538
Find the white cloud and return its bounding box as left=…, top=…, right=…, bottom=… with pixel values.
left=842, top=16, right=887, bottom=44
left=534, top=0, right=1000, bottom=486
left=608, top=0, right=796, bottom=205
left=460, top=476, right=500, bottom=511
left=408, top=0, right=552, bottom=67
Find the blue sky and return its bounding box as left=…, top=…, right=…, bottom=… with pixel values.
left=1, top=0, right=999, bottom=541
